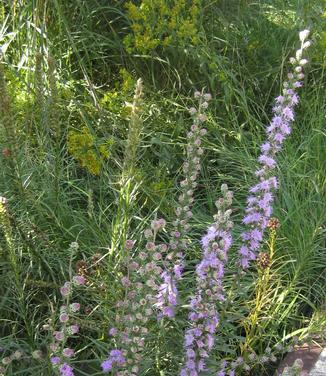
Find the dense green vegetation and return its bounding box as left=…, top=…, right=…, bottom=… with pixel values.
left=0, top=1, right=325, bottom=375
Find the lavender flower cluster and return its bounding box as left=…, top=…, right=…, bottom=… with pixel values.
left=181, top=184, right=233, bottom=376
left=49, top=259, right=85, bottom=376
left=102, top=219, right=166, bottom=375
left=156, top=91, right=211, bottom=319
left=239, top=30, right=311, bottom=268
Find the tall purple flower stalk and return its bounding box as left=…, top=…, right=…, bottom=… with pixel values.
left=239, top=30, right=311, bottom=268
left=48, top=242, right=85, bottom=376
left=102, top=219, right=165, bottom=374
left=49, top=275, right=85, bottom=375
left=156, top=91, right=211, bottom=318
left=181, top=184, right=233, bottom=376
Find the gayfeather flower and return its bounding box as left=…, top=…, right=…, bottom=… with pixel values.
left=50, top=288, right=80, bottom=374
left=181, top=185, right=233, bottom=375
left=103, top=220, right=166, bottom=374
left=59, top=363, right=74, bottom=376
left=49, top=244, right=84, bottom=376
left=239, top=30, right=311, bottom=268
left=156, top=91, right=211, bottom=318
left=101, top=349, right=126, bottom=373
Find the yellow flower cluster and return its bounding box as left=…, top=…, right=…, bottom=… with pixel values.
left=100, top=68, right=135, bottom=118
left=67, top=69, right=135, bottom=175
left=124, top=0, right=201, bottom=53
left=67, top=126, right=112, bottom=175
left=150, top=178, right=173, bottom=198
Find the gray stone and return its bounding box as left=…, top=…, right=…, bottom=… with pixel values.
left=309, top=348, right=326, bottom=376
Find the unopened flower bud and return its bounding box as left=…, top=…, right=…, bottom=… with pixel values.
left=203, top=93, right=212, bottom=101
left=125, top=239, right=135, bottom=250
left=2, top=148, right=11, bottom=158
left=2, top=357, right=11, bottom=365
left=295, top=49, right=302, bottom=60
left=59, top=313, right=69, bottom=323
left=72, top=275, right=86, bottom=285
left=62, top=348, right=74, bottom=358
left=189, top=107, right=197, bottom=115
left=32, top=350, right=43, bottom=360
left=12, top=351, right=22, bottom=360
left=299, top=29, right=310, bottom=42
left=70, top=302, right=80, bottom=312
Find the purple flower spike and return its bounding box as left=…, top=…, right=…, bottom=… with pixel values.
left=101, top=349, right=126, bottom=373
left=102, top=220, right=167, bottom=373
left=157, top=91, right=211, bottom=319
left=50, top=262, right=84, bottom=376
left=238, top=30, right=311, bottom=269
left=51, top=356, right=61, bottom=364
left=181, top=185, right=233, bottom=375
left=59, top=363, right=75, bottom=376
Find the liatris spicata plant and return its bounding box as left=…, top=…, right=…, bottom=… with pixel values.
left=122, top=78, right=143, bottom=174
left=48, top=55, right=60, bottom=141
left=180, top=184, right=233, bottom=376
left=34, top=52, right=44, bottom=120
left=156, top=91, right=211, bottom=318
left=241, top=217, right=281, bottom=351
left=239, top=30, right=311, bottom=268
left=110, top=78, right=143, bottom=258
left=215, top=345, right=280, bottom=376
left=33, top=51, right=46, bottom=144
left=102, top=219, right=165, bottom=374
left=49, top=249, right=85, bottom=376
left=280, top=359, right=304, bottom=376
left=0, top=60, right=17, bottom=155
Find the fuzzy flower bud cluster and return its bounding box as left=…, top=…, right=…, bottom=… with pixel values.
left=280, top=359, right=303, bottom=376
left=216, top=345, right=279, bottom=376
left=102, top=219, right=166, bottom=375
left=50, top=252, right=85, bottom=376
left=239, top=30, right=311, bottom=268
left=180, top=184, right=233, bottom=376
left=0, top=349, right=24, bottom=372
left=156, top=91, right=211, bottom=318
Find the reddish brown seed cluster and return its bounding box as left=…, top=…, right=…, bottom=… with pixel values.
left=2, top=148, right=11, bottom=158
left=75, top=253, right=103, bottom=282
left=257, top=252, right=271, bottom=270
left=267, top=217, right=280, bottom=231
left=76, top=260, right=88, bottom=277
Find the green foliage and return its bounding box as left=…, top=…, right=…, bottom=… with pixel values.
left=124, top=0, right=202, bottom=53
left=0, top=0, right=325, bottom=375
left=100, top=68, right=136, bottom=117
left=67, top=126, right=113, bottom=176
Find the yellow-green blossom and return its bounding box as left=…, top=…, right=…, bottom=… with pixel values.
left=124, top=0, right=202, bottom=53
left=67, top=126, right=112, bottom=175
left=100, top=69, right=136, bottom=117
